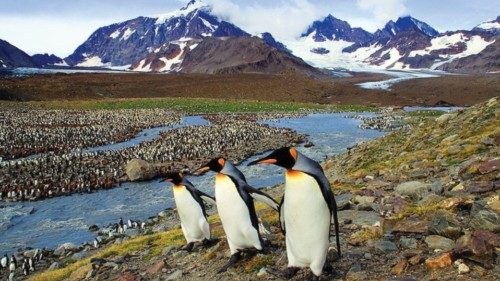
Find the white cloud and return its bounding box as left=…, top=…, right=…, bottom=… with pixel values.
left=356, top=0, right=408, bottom=26
left=206, top=0, right=323, bottom=40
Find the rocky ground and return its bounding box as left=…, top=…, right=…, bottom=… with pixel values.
left=5, top=98, right=498, bottom=281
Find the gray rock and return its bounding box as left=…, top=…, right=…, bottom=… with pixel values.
left=346, top=264, right=365, bottom=281
left=166, top=269, right=183, bottom=280
left=49, top=262, right=60, bottom=269
left=162, top=246, right=175, bottom=255
left=357, top=203, right=376, bottom=211
left=470, top=201, right=500, bottom=232
left=395, top=181, right=430, bottom=201
left=54, top=242, right=79, bottom=256
left=125, top=159, right=157, bottom=181
left=338, top=210, right=380, bottom=227
left=125, top=228, right=141, bottom=238
left=158, top=211, right=168, bottom=218
left=354, top=195, right=375, bottom=205
left=428, top=211, right=462, bottom=239
left=400, top=237, right=418, bottom=249
left=336, top=193, right=352, bottom=210
left=72, top=251, right=90, bottom=260
left=371, top=240, right=398, bottom=253
left=425, top=235, right=455, bottom=251
left=23, top=249, right=38, bottom=258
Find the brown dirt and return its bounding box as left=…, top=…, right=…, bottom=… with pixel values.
left=0, top=72, right=498, bottom=106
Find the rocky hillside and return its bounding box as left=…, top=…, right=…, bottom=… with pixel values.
left=31, top=53, right=66, bottom=67
left=24, top=98, right=499, bottom=281
left=178, top=37, right=321, bottom=75
left=0, top=39, right=38, bottom=68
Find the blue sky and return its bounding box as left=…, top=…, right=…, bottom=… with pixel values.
left=0, top=0, right=498, bottom=57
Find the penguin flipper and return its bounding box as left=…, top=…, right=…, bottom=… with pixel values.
left=279, top=195, right=286, bottom=235
left=200, top=194, right=216, bottom=205
left=244, top=185, right=279, bottom=211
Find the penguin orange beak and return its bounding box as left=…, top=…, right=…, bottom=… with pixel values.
left=247, top=158, right=277, bottom=166
left=159, top=178, right=172, bottom=183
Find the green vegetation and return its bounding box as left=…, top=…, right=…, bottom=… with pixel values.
left=2, top=97, right=379, bottom=113
left=406, top=110, right=445, bottom=117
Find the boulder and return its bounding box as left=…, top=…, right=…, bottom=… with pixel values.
left=425, top=235, right=455, bottom=251
left=391, top=219, right=428, bottom=234
left=395, top=181, right=430, bottom=201
left=425, top=252, right=453, bottom=269
left=336, top=193, right=352, bottom=210
left=54, top=242, right=79, bottom=256
left=71, top=251, right=91, bottom=261
left=125, top=159, right=157, bottom=181
left=338, top=210, right=380, bottom=227
left=370, top=240, right=398, bottom=253
left=166, top=269, right=183, bottom=280
left=454, top=230, right=500, bottom=268
left=428, top=211, right=462, bottom=239
left=400, top=237, right=418, bottom=249
left=470, top=201, right=500, bottom=232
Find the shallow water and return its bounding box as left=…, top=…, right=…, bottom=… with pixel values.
left=356, top=69, right=443, bottom=90
left=0, top=113, right=384, bottom=255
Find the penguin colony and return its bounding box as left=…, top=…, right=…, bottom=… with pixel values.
left=161, top=147, right=340, bottom=278
left=0, top=112, right=301, bottom=203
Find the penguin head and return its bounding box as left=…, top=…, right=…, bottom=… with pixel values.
left=160, top=172, right=184, bottom=185
left=196, top=157, right=225, bottom=174
left=248, top=147, right=297, bottom=169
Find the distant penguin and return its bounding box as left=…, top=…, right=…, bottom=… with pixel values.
left=161, top=172, right=216, bottom=252
left=1, top=254, right=7, bottom=268
left=249, top=147, right=341, bottom=277
left=9, top=255, right=16, bottom=272
left=197, top=158, right=279, bottom=273
left=28, top=257, right=34, bottom=271
left=127, top=219, right=132, bottom=228
left=93, top=238, right=99, bottom=249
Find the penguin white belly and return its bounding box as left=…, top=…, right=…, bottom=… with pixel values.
left=173, top=185, right=209, bottom=243
left=285, top=170, right=330, bottom=276
left=215, top=173, right=261, bottom=254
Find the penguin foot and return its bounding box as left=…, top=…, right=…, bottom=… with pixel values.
left=267, top=266, right=300, bottom=279
left=217, top=253, right=241, bottom=273
left=182, top=242, right=195, bottom=252
left=322, top=263, right=334, bottom=275
left=202, top=238, right=219, bottom=247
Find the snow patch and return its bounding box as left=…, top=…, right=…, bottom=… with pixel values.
left=155, top=0, right=208, bottom=25
left=476, top=21, right=500, bottom=30
left=54, top=60, right=69, bottom=67
left=110, top=30, right=121, bottom=39
left=121, top=28, right=135, bottom=41
left=76, top=56, right=110, bottom=67
left=199, top=17, right=216, bottom=31
left=281, top=35, right=367, bottom=69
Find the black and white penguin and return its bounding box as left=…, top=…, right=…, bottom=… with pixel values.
left=196, top=158, right=279, bottom=273
left=161, top=172, right=216, bottom=252
left=9, top=255, right=17, bottom=272
left=1, top=254, right=7, bottom=268
left=249, top=147, right=341, bottom=277
left=28, top=257, right=34, bottom=271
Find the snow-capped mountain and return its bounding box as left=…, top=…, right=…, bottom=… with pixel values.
left=65, top=0, right=251, bottom=69
left=64, top=0, right=294, bottom=74
left=301, top=14, right=373, bottom=44
left=287, top=14, right=498, bottom=73
left=473, top=16, right=500, bottom=35
left=31, top=53, right=66, bottom=67
left=0, top=39, right=38, bottom=69
left=53, top=0, right=498, bottom=74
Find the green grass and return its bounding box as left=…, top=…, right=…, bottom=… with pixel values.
left=3, top=97, right=380, bottom=113
left=406, top=110, right=445, bottom=117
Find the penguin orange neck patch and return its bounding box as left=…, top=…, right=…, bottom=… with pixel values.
left=286, top=169, right=302, bottom=178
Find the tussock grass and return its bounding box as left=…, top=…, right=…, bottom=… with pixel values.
left=2, top=97, right=379, bottom=113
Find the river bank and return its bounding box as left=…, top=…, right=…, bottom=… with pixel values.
left=20, top=97, right=499, bottom=281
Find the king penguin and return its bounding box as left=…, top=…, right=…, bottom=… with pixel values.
left=249, top=147, right=341, bottom=277
left=196, top=157, right=279, bottom=273
left=161, top=172, right=217, bottom=252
